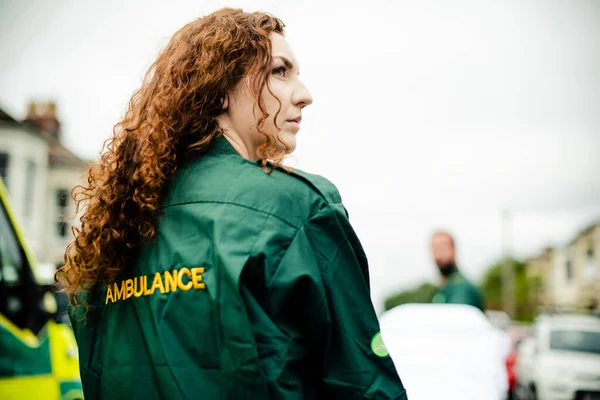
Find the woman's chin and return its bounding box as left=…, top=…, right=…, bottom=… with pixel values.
left=278, top=131, right=297, bottom=154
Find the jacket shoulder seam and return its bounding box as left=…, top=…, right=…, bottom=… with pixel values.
left=161, top=199, right=301, bottom=230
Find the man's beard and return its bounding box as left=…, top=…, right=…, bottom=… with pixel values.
left=437, top=261, right=458, bottom=278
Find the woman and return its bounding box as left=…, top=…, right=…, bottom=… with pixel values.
left=57, top=8, right=407, bottom=400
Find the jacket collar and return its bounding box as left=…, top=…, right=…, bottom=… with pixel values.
left=208, top=134, right=239, bottom=156
left=208, top=134, right=268, bottom=167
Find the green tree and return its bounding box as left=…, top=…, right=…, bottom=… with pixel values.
left=479, top=259, right=536, bottom=322
left=383, top=283, right=438, bottom=311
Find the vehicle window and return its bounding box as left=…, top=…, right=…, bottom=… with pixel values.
left=0, top=200, right=23, bottom=285
left=550, top=329, right=600, bottom=354
left=0, top=192, right=50, bottom=333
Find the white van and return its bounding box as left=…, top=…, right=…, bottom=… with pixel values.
left=515, top=313, right=600, bottom=400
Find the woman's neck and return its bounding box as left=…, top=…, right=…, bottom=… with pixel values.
left=221, top=130, right=257, bottom=162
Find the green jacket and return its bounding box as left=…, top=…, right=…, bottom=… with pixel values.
left=431, top=271, right=484, bottom=312
left=71, top=136, right=407, bottom=400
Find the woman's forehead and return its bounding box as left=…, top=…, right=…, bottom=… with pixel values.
left=270, top=33, right=299, bottom=70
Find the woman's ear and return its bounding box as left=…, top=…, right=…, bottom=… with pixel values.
left=222, top=95, right=229, bottom=110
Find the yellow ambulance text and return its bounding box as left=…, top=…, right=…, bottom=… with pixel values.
left=105, top=268, right=206, bottom=304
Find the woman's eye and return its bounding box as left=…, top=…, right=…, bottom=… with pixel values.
left=272, top=66, right=287, bottom=77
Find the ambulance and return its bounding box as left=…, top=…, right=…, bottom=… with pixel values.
left=0, top=178, right=83, bottom=399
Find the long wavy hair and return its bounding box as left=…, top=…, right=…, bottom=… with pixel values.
left=56, top=8, right=285, bottom=308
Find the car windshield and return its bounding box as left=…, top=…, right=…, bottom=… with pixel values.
left=550, top=329, right=600, bottom=354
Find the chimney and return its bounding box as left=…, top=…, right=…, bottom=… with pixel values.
left=27, top=101, right=38, bottom=119
left=24, top=100, right=61, bottom=140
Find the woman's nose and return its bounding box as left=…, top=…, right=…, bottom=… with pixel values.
left=293, top=81, right=313, bottom=108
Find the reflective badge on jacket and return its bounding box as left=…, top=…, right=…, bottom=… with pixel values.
left=105, top=267, right=206, bottom=304
left=371, top=332, right=390, bottom=358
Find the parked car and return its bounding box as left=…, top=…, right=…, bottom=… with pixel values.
left=515, top=312, right=600, bottom=400
left=505, top=324, right=532, bottom=399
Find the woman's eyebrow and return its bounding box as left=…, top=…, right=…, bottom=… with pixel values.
left=273, top=55, right=298, bottom=74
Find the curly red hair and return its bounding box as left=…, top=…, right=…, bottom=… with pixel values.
left=56, top=8, right=285, bottom=307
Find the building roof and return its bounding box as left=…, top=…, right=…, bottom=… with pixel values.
left=525, top=246, right=554, bottom=265
left=0, top=106, right=90, bottom=168
left=568, top=220, right=600, bottom=246
left=48, top=141, right=90, bottom=169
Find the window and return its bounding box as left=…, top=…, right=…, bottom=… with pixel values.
left=0, top=153, right=9, bottom=187
left=0, top=200, right=23, bottom=284
left=584, top=243, right=596, bottom=282
left=550, top=330, right=600, bottom=355
left=0, top=195, right=26, bottom=328
left=0, top=193, right=47, bottom=333
left=24, top=160, right=36, bottom=218
left=56, top=188, right=70, bottom=238
left=565, top=259, right=573, bottom=281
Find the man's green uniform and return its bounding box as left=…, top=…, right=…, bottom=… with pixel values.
left=431, top=270, right=484, bottom=312
left=70, top=137, right=407, bottom=400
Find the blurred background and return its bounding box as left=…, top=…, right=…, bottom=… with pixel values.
left=0, top=0, right=599, bottom=399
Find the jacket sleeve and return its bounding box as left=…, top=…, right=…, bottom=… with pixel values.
left=264, top=204, right=407, bottom=399
left=69, top=291, right=104, bottom=400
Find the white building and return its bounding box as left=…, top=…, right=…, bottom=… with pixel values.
left=550, top=247, right=579, bottom=309
left=0, top=102, right=89, bottom=273
left=550, top=222, right=600, bottom=310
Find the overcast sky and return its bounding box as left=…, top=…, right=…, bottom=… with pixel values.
left=1, top=0, right=599, bottom=312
